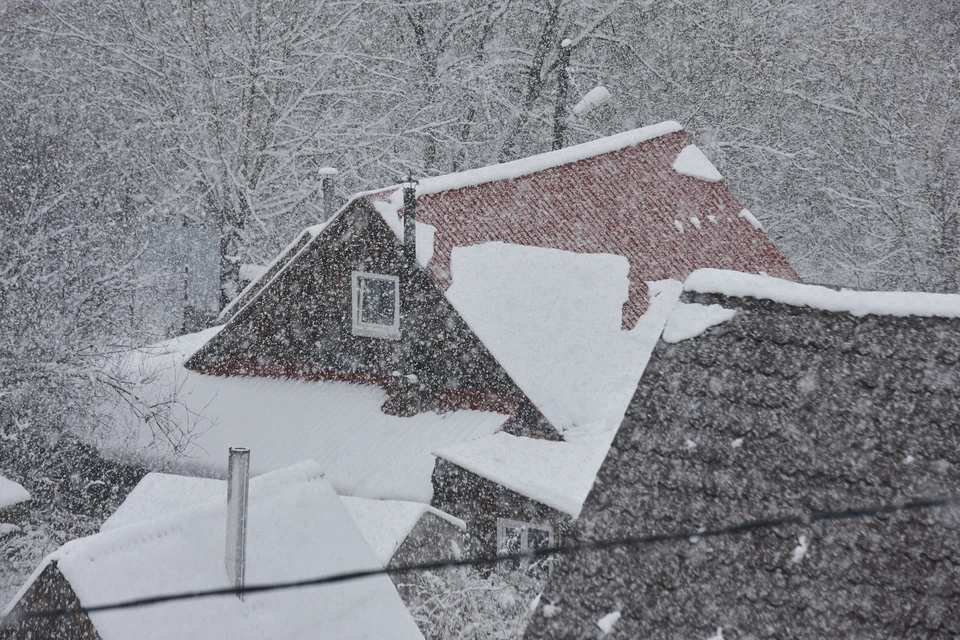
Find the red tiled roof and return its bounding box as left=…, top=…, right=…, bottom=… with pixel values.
left=372, top=125, right=798, bottom=327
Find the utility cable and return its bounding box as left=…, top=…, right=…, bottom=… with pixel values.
left=2, top=491, right=958, bottom=628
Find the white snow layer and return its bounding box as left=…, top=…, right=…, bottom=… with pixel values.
left=100, top=470, right=458, bottom=568
left=596, top=610, right=621, bottom=634
left=5, top=462, right=424, bottom=639
left=372, top=188, right=437, bottom=267
left=672, top=144, right=723, bottom=182
left=445, top=242, right=676, bottom=435
left=436, top=278, right=682, bottom=516
left=376, top=121, right=681, bottom=199
left=662, top=302, right=737, bottom=343
left=572, top=86, right=611, bottom=116
left=738, top=208, right=764, bottom=230
left=0, top=476, right=30, bottom=510
left=686, top=269, right=960, bottom=318
left=98, top=330, right=508, bottom=504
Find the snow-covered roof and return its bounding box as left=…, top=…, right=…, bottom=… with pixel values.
left=445, top=242, right=655, bottom=435
left=686, top=268, right=960, bottom=317
left=363, top=122, right=796, bottom=327
left=0, top=476, right=30, bottom=511
left=5, top=462, right=424, bottom=639
left=434, top=280, right=683, bottom=517
left=100, top=329, right=509, bottom=503
left=101, top=470, right=464, bottom=568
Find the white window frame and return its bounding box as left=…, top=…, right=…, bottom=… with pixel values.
left=496, top=518, right=554, bottom=557
left=351, top=271, right=401, bottom=340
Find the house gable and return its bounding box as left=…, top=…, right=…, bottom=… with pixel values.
left=186, top=199, right=554, bottom=432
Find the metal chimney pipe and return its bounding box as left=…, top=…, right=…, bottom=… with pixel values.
left=402, top=177, right=419, bottom=266
left=225, top=447, right=250, bottom=600
left=319, top=167, right=338, bottom=220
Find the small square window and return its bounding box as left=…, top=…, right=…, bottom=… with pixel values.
left=351, top=271, right=400, bottom=339
left=496, top=518, right=554, bottom=572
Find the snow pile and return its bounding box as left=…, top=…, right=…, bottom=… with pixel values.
left=672, top=144, right=723, bottom=182
left=446, top=242, right=678, bottom=435
left=596, top=610, right=621, bottom=634
left=572, top=86, right=611, bottom=116
left=4, top=462, right=424, bottom=639
left=100, top=332, right=509, bottom=503
left=0, top=476, right=29, bottom=510
left=738, top=208, right=763, bottom=230
left=374, top=122, right=682, bottom=198
left=686, top=269, right=960, bottom=318
left=662, top=302, right=737, bottom=343
left=436, top=279, right=682, bottom=516
left=371, top=188, right=437, bottom=267
left=674, top=219, right=684, bottom=233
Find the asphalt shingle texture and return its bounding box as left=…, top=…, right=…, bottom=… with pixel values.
left=525, top=291, right=960, bottom=639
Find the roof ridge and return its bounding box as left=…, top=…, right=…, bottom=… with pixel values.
left=370, top=121, right=684, bottom=199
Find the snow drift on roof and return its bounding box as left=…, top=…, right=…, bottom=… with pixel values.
left=445, top=242, right=648, bottom=435
left=0, top=476, right=30, bottom=510
left=672, top=144, right=723, bottom=182
left=686, top=269, right=960, bottom=318
left=98, top=332, right=509, bottom=503
left=6, top=462, right=424, bottom=639
left=435, top=279, right=682, bottom=516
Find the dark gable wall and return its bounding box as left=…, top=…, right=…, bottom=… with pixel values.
left=3, top=563, right=99, bottom=639
left=186, top=200, right=554, bottom=429
left=526, top=292, right=960, bottom=639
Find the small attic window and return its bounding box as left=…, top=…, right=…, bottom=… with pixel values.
left=497, top=518, right=554, bottom=571
left=351, top=271, right=400, bottom=339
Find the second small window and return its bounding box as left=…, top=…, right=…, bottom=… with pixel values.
left=351, top=271, right=400, bottom=339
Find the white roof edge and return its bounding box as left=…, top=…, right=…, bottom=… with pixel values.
left=371, top=121, right=684, bottom=200
left=685, top=269, right=960, bottom=318
left=423, top=504, right=467, bottom=530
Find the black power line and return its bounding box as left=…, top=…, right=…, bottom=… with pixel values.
left=2, top=492, right=958, bottom=628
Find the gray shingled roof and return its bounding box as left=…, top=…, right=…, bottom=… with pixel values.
left=525, top=282, right=960, bottom=639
